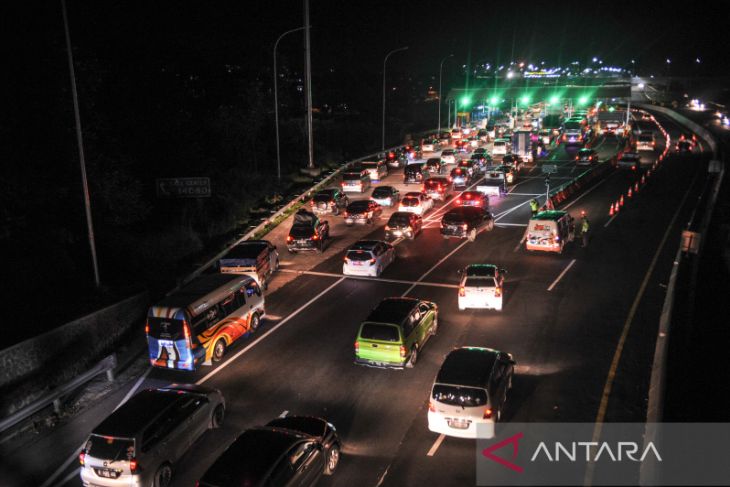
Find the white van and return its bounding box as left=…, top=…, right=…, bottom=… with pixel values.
left=524, top=210, right=575, bottom=253
left=492, top=138, right=508, bottom=156
left=636, top=132, right=656, bottom=151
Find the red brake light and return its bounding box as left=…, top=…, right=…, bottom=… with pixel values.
left=312, top=234, right=319, bottom=240
left=79, top=451, right=85, bottom=466
left=310, top=200, right=314, bottom=206
left=369, top=258, right=376, bottom=264
left=462, top=223, right=468, bottom=230
left=130, top=458, right=138, bottom=473
left=429, top=400, right=436, bottom=412
left=483, top=408, right=493, bottom=419
left=400, top=345, right=407, bottom=358
left=286, top=235, right=293, bottom=243
left=354, top=340, right=359, bottom=353
left=144, top=322, right=149, bottom=335
left=455, top=199, right=461, bottom=205
left=494, top=287, right=502, bottom=298
left=459, top=286, right=465, bottom=297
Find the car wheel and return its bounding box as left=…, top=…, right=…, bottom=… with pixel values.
left=406, top=346, right=418, bottom=368
left=212, top=339, right=226, bottom=363
left=211, top=404, right=225, bottom=429
left=250, top=313, right=261, bottom=332
left=153, top=463, right=173, bottom=487
left=325, top=443, right=341, bottom=475
left=468, top=228, right=477, bottom=242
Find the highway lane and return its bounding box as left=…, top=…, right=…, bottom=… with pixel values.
left=41, top=131, right=635, bottom=487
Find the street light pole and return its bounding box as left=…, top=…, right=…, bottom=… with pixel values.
left=303, top=0, right=315, bottom=169
left=61, top=0, right=100, bottom=288
left=438, top=54, right=453, bottom=133
left=382, top=46, right=408, bottom=151
left=274, top=26, right=306, bottom=181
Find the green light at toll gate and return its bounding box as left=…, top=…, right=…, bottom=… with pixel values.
left=550, top=96, right=560, bottom=105
left=578, top=96, right=589, bottom=105
left=521, top=95, right=530, bottom=105
left=460, top=96, right=472, bottom=107
left=490, top=96, right=500, bottom=105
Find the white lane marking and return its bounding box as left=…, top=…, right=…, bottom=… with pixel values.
left=279, top=410, right=289, bottom=418
left=603, top=213, right=619, bottom=228
left=402, top=239, right=471, bottom=297
left=507, top=192, right=545, bottom=196
left=561, top=171, right=616, bottom=210
left=375, top=465, right=391, bottom=487
left=115, top=366, right=152, bottom=411
left=494, top=198, right=533, bottom=222
left=196, top=277, right=346, bottom=385
left=279, top=268, right=459, bottom=289
left=496, top=222, right=528, bottom=227
left=263, top=314, right=283, bottom=320
left=427, top=433, right=446, bottom=456
left=40, top=446, right=83, bottom=487
left=547, top=259, right=577, bottom=291
left=59, top=467, right=80, bottom=487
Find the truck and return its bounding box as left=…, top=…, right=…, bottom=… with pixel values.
left=218, top=240, right=280, bottom=289
left=597, top=110, right=625, bottom=135
left=511, top=130, right=533, bottom=161
left=286, top=209, right=330, bottom=254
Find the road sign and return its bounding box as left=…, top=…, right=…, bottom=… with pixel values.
left=542, top=164, right=557, bottom=174
left=156, top=177, right=211, bottom=198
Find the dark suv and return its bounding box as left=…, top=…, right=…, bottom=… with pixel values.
left=198, top=416, right=341, bottom=487
left=287, top=210, right=330, bottom=253
left=310, top=189, right=349, bottom=215
left=385, top=211, right=423, bottom=241
left=404, top=163, right=429, bottom=185
left=80, top=386, right=225, bottom=487
left=440, top=206, right=494, bottom=241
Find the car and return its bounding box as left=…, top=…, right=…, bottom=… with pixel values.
left=538, top=129, right=551, bottom=145
left=617, top=152, right=642, bottom=170
left=440, top=206, right=494, bottom=241
left=495, top=165, right=515, bottom=184
left=457, top=158, right=477, bottom=177
left=501, top=154, right=523, bottom=172
left=384, top=212, right=423, bottom=240
left=384, top=150, right=407, bottom=168
left=492, top=138, right=509, bottom=156
left=438, top=131, right=451, bottom=147
left=403, top=162, right=429, bottom=185
left=427, top=347, right=515, bottom=439
left=440, top=149, right=457, bottom=166
left=457, top=264, right=505, bottom=311
left=198, top=416, right=341, bottom=487
left=636, top=132, right=656, bottom=152
left=450, top=167, right=472, bottom=189
left=425, top=157, right=446, bottom=175
left=343, top=240, right=395, bottom=277
left=421, top=138, right=440, bottom=153
left=467, top=135, right=481, bottom=148
left=455, top=191, right=489, bottom=209
left=80, top=385, right=225, bottom=487
left=454, top=138, right=470, bottom=153
left=218, top=240, right=280, bottom=290
left=450, top=128, right=463, bottom=141
left=575, top=148, right=597, bottom=165
left=287, top=210, right=330, bottom=253
left=371, top=186, right=400, bottom=207
left=360, top=160, right=388, bottom=182
left=477, top=129, right=489, bottom=142
left=341, top=168, right=371, bottom=193
left=309, top=188, right=349, bottom=215
left=470, top=153, right=492, bottom=173
left=344, top=200, right=382, bottom=226
left=423, top=177, right=452, bottom=201
left=472, top=147, right=488, bottom=157
left=354, top=297, right=438, bottom=368
left=403, top=144, right=423, bottom=161
left=398, top=192, right=433, bottom=216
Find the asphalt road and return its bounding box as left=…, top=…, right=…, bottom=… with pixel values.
left=11, top=114, right=709, bottom=487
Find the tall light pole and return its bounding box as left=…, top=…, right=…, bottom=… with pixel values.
left=382, top=46, right=408, bottom=151
left=274, top=26, right=306, bottom=181
left=61, top=0, right=100, bottom=288
left=303, top=0, right=314, bottom=169
left=438, top=54, right=453, bottom=133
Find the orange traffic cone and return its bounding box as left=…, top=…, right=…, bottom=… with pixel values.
left=615, top=201, right=620, bottom=212
left=641, top=175, right=646, bottom=185
left=635, top=181, right=640, bottom=193
left=609, top=203, right=614, bottom=216
left=620, top=195, right=625, bottom=207
left=628, top=187, right=633, bottom=198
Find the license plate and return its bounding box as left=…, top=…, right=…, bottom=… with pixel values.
left=447, top=419, right=471, bottom=429
left=297, top=239, right=308, bottom=245
left=352, top=261, right=362, bottom=266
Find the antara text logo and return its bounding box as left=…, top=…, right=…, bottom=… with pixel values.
left=481, top=432, right=662, bottom=473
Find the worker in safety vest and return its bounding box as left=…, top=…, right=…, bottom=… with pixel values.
left=580, top=211, right=590, bottom=247
left=529, top=198, right=539, bottom=217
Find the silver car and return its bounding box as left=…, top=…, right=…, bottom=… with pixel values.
left=80, top=385, right=225, bottom=487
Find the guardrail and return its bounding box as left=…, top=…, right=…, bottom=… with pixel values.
left=0, top=354, right=117, bottom=434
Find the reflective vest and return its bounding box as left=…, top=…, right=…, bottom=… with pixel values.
left=581, top=219, right=590, bottom=233
left=530, top=200, right=539, bottom=212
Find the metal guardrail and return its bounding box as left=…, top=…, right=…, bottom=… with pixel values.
left=0, top=354, right=117, bottom=434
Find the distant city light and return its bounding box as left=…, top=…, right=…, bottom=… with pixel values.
left=592, top=57, right=598, bottom=62
left=506, top=71, right=514, bottom=79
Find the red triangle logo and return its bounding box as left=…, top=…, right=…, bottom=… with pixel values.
left=481, top=432, right=524, bottom=473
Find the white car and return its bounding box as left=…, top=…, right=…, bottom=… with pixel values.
left=440, top=149, right=457, bottom=166
left=342, top=240, right=395, bottom=277
left=457, top=264, right=505, bottom=311
left=398, top=192, right=434, bottom=216
left=360, top=160, right=388, bottom=182
left=421, top=139, right=439, bottom=153
left=492, top=139, right=508, bottom=156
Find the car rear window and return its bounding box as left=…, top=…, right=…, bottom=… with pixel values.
left=86, top=434, right=135, bottom=461
left=360, top=323, right=400, bottom=342
left=401, top=197, right=419, bottom=207
left=372, top=187, right=391, bottom=197
left=290, top=226, right=314, bottom=238
left=313, top=193, right=333, bottom=202
left=388, top=214, right=411, bottom=226
left=147, top=317, right=184, bottom=340
left=343, top=173, right=363, bottom=181
left=348, top=201, right=369, bottom=211
left=639, top=134, right=653, bottom=141
left=465, top=277, right=496, bottom=288
left=432, top=384, right=488, bottom=407
left=347, top=250, right=374, bottom=261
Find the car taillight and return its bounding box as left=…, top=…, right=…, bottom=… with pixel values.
left=384, top=225, right=391, bottom=231
left=631, top=165, right=636, bottom=170
left=310, top=200, right=314, bottom=206
left=483, top=408, right=493, bottom=419
left=462, top=223, right=468, bottom=230
left=429, top=401, right=436, bottom=412
left=183, top=321, right=191, bottom=341
left=421, top=185, right=425, bottom=192
left=312, top=234, right=319, bottom=240
left=369, top=258, right=376, bottom=265
left=341, top=182, right=345, bottom=187
left=144, top=321, right=149, bottom=335
left=455, top=199, right=461, bottom=205
left=354, top=341, right=359, bottom=353
left=459, top=286, right=465, bottom=297
left=130, top=458, right=138, bottom=473
left=494, top=287, right=502, bottom=297
left=400, top=345, right=406, bottom=358
left=343, top=211, right=348, bottom=217
left=286, top=235, right=293, bottom=243
left=79, top=451, right=85, bottom=466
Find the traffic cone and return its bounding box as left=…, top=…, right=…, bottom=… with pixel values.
left=615, top=201, right=620, bottom=212
left=635, top=181, right=640, bottom=193
left=628, top=187, right=633, bottom=198
left=620, top=195, right=625, bottom=207
left=609, top=203, right=614, bottom=216
left=641, top=175, right=646, bottom=185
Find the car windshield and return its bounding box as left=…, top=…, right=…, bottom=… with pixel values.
left=347, top=250, right=374, bottom=261
left=361, top=162, right=379, bottom=169
left=401, top=197, right=419, bottom=207
left=432, top=384, right=488, bottom=407
left=372, top=187, right=391, bottom=197
left=444, top=210, right=469, bottom=224
left=465, top=277, right=496, bottom=288
left=343, top=173, right=362, bottom=181
left=360, top=323, right=400, bottom=342
left=86, top=434, right=135, bottom=461
left=313, top=192, right=334, bottom=202
left=348, top=201, right=370, bottom=211
left=388, top=214, right=411, bottom=226
left=425, top=180, right=444, bottom=189
left=442, top=150, right=454, bottom=155
left=639, top=134, right=653, bottom=141
left=405, top=164, right=424, bottom=174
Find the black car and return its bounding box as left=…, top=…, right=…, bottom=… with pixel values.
left=344, top=200, right=382, bottom=226
left=198, top=416, right=341, bottom=487
left=440, top=206, right=494, bottom=241
left=309, top=189, right=349, bottom=215
left=403, top=163, right=429, bottom=185
left=287, top=210, right=330, bottom=253
left=425, top=157, right=446, bottom=174
left=384, top=150, right=407, bottom=168
left=676, top=139, right=694, bottom=152
left=385, top=211, right=423, bottom=240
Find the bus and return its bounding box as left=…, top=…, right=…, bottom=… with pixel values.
left=146, top=274, right=265, bottom=371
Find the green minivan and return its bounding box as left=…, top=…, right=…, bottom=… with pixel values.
left=355, top=297, right=438, bottom=368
